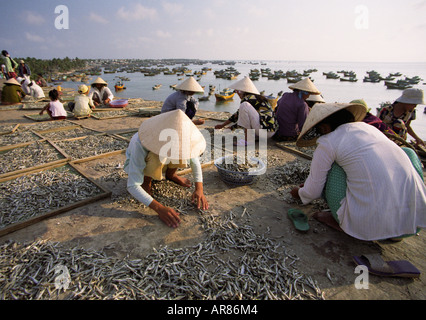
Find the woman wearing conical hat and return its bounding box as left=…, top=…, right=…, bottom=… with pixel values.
left=378, top=88, right=425, bottom=147
left=89, top=77, right=114, bottom=106
left=306, top=93, right=325, bottom=108
left=272, top=78, right=321, bottom=142
left=161, top=77, right=205, bottom=125
left=1, top=78, right=26, bottom=105
left=124, top=110, right=209, bottom=228
left=214, top=76, right=277, bottom=145
left=290, top=102, right=425, bottom=241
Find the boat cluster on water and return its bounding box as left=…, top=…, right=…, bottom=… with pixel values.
left=322, top=70, right=423, bottom=90
left=248, top=68, right=318, bottom=83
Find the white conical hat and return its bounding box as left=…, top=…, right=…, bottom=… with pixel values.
left=306, top=94, right=325, bottom=103
left=296, top=102, right=367, bottom=147
left=289, top=78, right=321, bottom=95
left=92, top=77, right=108, bottom=85
left=4, top=78, right=21, bottom=86
left=396, top=88, right=424, bottom=105
left=138, top=109, right=206, bottom=161
left=175, top=76, right=204, bottom=93
left=229, top=76, right=260, bottom=95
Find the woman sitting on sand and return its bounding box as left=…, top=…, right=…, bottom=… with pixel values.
left=214, top=76, right=277, bottom=146
left=68, top=84, right=95, bottom=118
left=272, top=78, right=321, bottom=142
left=89, top=77, right=114, bottom=106
left=39, top=89, right=67, bottom=120
left=1, top=78, right=25, bottom=105
left=290, top=102, right=425, bottom=241
left=378, top=88, right=425, bottom=147
left=124, top=110, right=209, bottom=228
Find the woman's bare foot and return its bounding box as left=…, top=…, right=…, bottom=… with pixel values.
left=313, top=211, right=343, bottom=232
left=165, top=168, right=192, bottom=188
left=167, top=174, right=192, bottom=188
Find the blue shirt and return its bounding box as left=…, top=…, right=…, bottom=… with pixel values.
left=161, top=91, right=199, bottom=114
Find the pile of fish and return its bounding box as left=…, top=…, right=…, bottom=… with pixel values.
left=54, top=135, right=128, bottom=160
left=0, top=166, right=103, bottom=228
left=0, top=131, right=39, bottom=146
left=111, top=179, right=195, bottom=215
left=0, top=141, right=64, bottom=175
left=216, top=155, right=260, bottom=173
left=91, top=110, right=138, bottom=119
left=269, top=159, right=311, bottom=186
left=39, top=127, right=99, bottom=141
left=0, top=209, right=324, bottom=300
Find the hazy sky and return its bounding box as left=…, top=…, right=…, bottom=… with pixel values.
left=2, top=0, right=426, bottom=62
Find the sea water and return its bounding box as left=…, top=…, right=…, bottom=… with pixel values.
left=61, top=60, right=426, bottom=141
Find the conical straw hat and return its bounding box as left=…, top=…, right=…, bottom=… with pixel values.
left=306, top=94, right=325, bottom=103
left=138, top=109, right=206, bottom=161
left=4, top=78, right=21, bottom=86
left=175, top=76, right=204, bottom=93
left=229, top=76, right=260, bottom=95
left=296, top=102, right=367, bottom=147
left=92, top=77, right=108, bottom=85
left=396, top=88, right=424, bottom=105
left=289, top=78, right=321, bottom=95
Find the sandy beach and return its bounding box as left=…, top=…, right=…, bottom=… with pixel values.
left=0, top=80, right=425, bottom=301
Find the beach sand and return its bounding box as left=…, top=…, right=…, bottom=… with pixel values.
left=0, top=80, right=425, bottom=300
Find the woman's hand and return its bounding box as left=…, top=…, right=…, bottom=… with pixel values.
left=192, top=182, right=209, bottom=210
left=149, top=200, right=181, bottom=228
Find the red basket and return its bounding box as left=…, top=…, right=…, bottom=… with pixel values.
left=109, top=99, right=128, bottom=108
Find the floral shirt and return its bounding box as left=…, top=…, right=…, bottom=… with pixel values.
left=228, top=94, right=277, bottom=132
left=378, top=103, right=415, bottom=138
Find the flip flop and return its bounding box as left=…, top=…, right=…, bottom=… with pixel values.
left=287, top=208, right=309, bottom=232
left=353, top=254, right=421, bottom=278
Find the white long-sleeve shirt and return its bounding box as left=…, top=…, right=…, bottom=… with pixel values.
left=124, top=133, right=203, bottom=207
left=299, top=122, right=426, bottom=241
left=89, top=86, right=114, bottom=103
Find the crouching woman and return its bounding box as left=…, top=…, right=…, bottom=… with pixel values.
left=124, top=110, right=209, bottom=228
left=290, top=102, right=425, bottom=241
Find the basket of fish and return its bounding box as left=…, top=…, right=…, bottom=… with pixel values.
left=214, top=155, right=266, bottom=185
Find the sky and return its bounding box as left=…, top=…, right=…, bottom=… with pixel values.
left=1, top=0, right=426, bottom=62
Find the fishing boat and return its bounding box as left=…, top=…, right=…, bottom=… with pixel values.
left=215, top=88, right=235, bottom=101
left=340, top=77, right=358, bottom=82
left=385, top=81, right=412, bottom=90
left=114, top=81, right=125, bottom=91
left=152, top=84, right=162, bottom=90
left=198, top=93, right=212, bottom=101
left=287, top=77, right=302, bottom=83
left=323, top=72, right=340, bottom=79
left=363, top=76, right=380, bottom=83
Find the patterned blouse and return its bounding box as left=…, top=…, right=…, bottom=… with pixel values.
left=378, top=103, right=416, bottom=138
left=228, top=94, right=277, bottom=132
